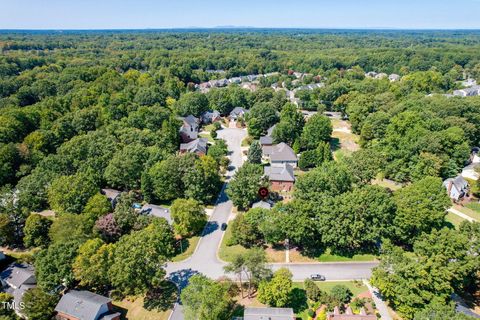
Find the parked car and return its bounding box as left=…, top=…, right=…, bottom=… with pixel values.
left=310, top=274, right=326, bottom=281
left=221, top=223, right=228, bottom=231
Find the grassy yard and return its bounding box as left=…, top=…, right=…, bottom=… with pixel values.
left=453, top=204, right=480, bottom=221
left=465, top=202, right=480, bottom=213
left=291, top=281, right=369, bottom=320
left=445, top=212, right=466, bottom=228
left=330, top=119, right=360, bottom=158
left=0, top=247, right=38, bottom=263
left=204, top=123, right=216, bottom=132
left=219, top=224, right=249, bottom=262
left=242, top=135, right=253, bottom=147
left=371, top=178, right=403, bottom=191
left=199, top=132, right=214, bottom=143
left=219, top=228, right=376, bottom=263
left=113, top=297, right=171, bottom=320
left=307, top=281, right=368, bottom=297
left=171, top=236, right=200, bottom=262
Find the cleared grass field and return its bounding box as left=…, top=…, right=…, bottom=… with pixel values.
left=171, top=236, right=200, bottom=262
left=114, top=297, right=171, bottom=320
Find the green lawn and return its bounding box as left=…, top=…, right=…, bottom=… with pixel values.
left=220, top=227, right=376, bottom=263
left=171, top=236, right=200, bottom=262
left=445, top=212, right=466, bottom=228
left=218, top=224, right=249, bottom=262
left=114, top=296, right=171, bottom=320
left=204, top=123, right=216, bottom=132
left=453, top=204, right=480, bottom=221
left=291, top=281, right=369, bottom=319
left=199, top=132, right=214, bottom=143
left=293, top=280, right=368, bottom=297
left=465, top=202, right=480, bottom=213
left=315, top=249, right=377, bottom=262
left=242, top=135, right=253, bottom=147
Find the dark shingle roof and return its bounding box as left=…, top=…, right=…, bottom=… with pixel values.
left=55, top=290, right=112, bottom=320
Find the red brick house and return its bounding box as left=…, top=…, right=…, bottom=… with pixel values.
left=264, top=163, right=295, bottom=192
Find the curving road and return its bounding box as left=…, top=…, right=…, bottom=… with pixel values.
left=166, top=127, right=378, bottom=320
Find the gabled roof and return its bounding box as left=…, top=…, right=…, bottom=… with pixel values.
left=444, top=175, right=469, bottom=191
left=260, top=136, right=273, bottom=145
left=55, top=290, right=112, bottom=320
left=244, top=307, right=294, bottom=320
left=180, top=138, right=208, bottom=154
left=270, top=143, right=297, bottom=162
left=265, top=164, right=295, bottom=182
left=230, top=107, right=248, bottom=117
left=101, top=189, right=121, bottom=201
left=0, top=264, right=36, bottom=289
left=182, top=115, right=199, bottom=126
left=252, top=200, right=273, bottom=209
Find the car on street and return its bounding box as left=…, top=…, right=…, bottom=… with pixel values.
left=310, top=274, right=326, bottom=281
left=221, top=223, right=228, bottom=231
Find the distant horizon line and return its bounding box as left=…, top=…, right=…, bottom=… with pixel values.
left=1, top=26, right=480, bottom=32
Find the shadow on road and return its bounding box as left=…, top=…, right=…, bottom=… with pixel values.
left=167, top=269, right=201, bottom=305
left=201, top=221, right=219, bottom=236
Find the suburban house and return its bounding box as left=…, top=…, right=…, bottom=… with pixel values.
left=0, top=264, right=37, bottom=317
left=55, top=290, right=120, bottom=320
left=389, top=74, right=401, bottom=82
left=375, top=73, right=388, bottom=79
left=200, top=110, right=221, bottom=124
left=243, top=307, right=295, bottom=320
left=260, top=125, right=276, bottom=146
left=252, top=200, right=273, bottom=210
left=443, top=175, right=469, bottom=201
left=462, top=147, right=480, bottom=181
left=264, top=163, right=295, bottom=192
left=453, top=85, right=480, bottom=97
left=179, top=115, right=200, bottom=142
left=229, top=107, right=248, bottom=121
left=263, top=142, right=298, bottom=168
left=101, top=188, right=121, bottom=208
left=327, top=306, right=376, bottom=320
left=179, top=138, right=208, bottom=156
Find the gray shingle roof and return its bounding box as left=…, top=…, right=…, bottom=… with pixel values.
left=0, top=264, right=36, bottom=289
left=270, top=143, right=298, bottom=162
left=55, top=290, right=111, bottom=320
left=260, top=136, right=273, bottom=145
left=252, top=200, right=273, bottom=209
left=444, top=175, right=469, bottom=191
left=180, top=138, right=208, bottom=154
left=244, top=307, right=294, bottom=320
left=264, top=164, right=295, bottom=182
left=182, top=115, right=199, bottom=126
left=230, top=107, right=248, bottom=117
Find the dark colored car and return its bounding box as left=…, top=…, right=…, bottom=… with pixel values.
left=221, top=223, right=228, bottom=231
left=310, top=274, right=326, bottom=281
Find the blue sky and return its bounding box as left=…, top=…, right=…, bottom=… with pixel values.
left=1, top=0, right=480, bottom=29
